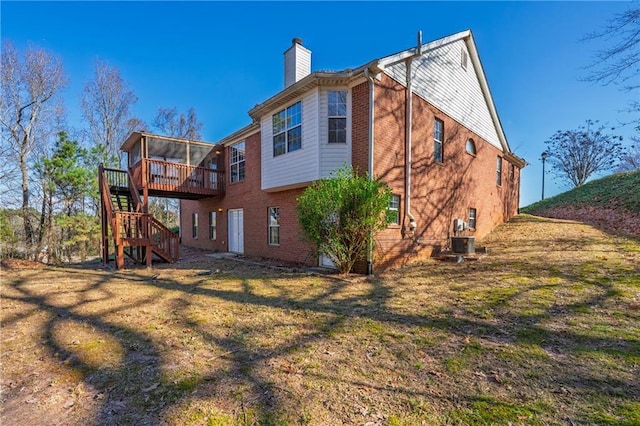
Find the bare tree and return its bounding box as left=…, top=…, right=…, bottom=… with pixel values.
left=81, top=59, right=142, bottom=165
left=544, top=120, right=624, bottom=187
left=153, top=106, right=202, bottom=140
left=0, top=41, right=66, bottom=252
left=618, top=135, right=640, bottom=172
left=583, top=4, right=640, bottom=125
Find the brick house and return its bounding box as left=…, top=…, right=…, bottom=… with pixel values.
left=174, top=30, right=525, bottom=273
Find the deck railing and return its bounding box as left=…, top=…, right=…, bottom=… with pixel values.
left=131, top=158, right=223, bottom=196
left=103, top=167, right=129, bottom=189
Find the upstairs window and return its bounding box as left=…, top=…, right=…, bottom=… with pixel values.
left=230, top=141, right=245, bottom=183
left=496, top=156, right=503, bottom=186
left=434, top=119, right=444, bottom=163
left=466, top=139, right=476, bottom=155
left=328, top=91, right=347, bottom=143
left=273, top=101, right=302, bottom=156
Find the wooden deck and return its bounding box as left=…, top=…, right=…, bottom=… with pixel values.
left=130, top=158, right=224, bottom=199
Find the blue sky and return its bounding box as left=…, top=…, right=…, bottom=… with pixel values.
left=2, top=1, right=637, bottom=207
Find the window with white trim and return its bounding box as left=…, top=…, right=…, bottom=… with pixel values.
left=434, top=119, right=444, bottom=163
left=387, top=194, right=400, bottom=225
left=273, top=101, right=302, bottom=156
left=209, top=211, right=216, bottom=240
left=192, top=213, right=198, bottom=239
left=468, top=208, right=477, bottom=230
left=328, top=91, right=347, bottom=143
left=466, top=139, right=476, bottom=155
left=496, top=156, right=503, bottom=186
left=230, top=141, right=245, bottom=183
left=268, top=207, right=280, bottom=245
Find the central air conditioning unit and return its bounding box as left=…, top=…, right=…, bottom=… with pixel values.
left=451, top=218, right=475, bottom=254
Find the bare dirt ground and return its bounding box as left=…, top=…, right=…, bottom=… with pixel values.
left=1, top=214, right=639, bottom=425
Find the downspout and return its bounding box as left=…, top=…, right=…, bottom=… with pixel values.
left=365, top=68, right=376, bottom=275
left=405, top=32, right=422, bottom=236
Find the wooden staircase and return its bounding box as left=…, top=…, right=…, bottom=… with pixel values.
left=99, top=164, right=179, bottom=269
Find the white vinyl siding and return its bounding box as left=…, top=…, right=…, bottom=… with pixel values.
left=319, top=89, right=351, bottom=178
left=261, top=89, right=320, bottom=191
left=384, top=39, right=501, bottom=150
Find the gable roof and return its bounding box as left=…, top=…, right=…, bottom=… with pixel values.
left=242, top=31, right=523, bottom=166
left=375, top=31, right=510, bottom=151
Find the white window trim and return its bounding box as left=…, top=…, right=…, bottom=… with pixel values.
left=388, top=194, right=400, bottom=226
left=328, top=91, right=347, bottom=144
left=434, top=118, right=444, bottom=163
left=192, top=212, right=198, bottom=239
left=272, top=101, right=302, bottom=157
left=230, top=141, right=245, bottom=183
left=468, top=208, right=477, bottom=230
left=268, top=207, right=280, bottom=246
left=209, top=211, right=217, bottom=240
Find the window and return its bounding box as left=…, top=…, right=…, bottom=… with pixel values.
left=468, top=208, right=477, bottom=230
left=273, top=101, right=302, bottom=156
left=466, top=139, right=476, bottom=155
left=434, top=119, right=444, bottom=163
left=510, top=163, right=515, bottom=182
left=230, top=141, right=245, bottom=183
left=496, top=156, right=503, bottom=186
left=461, top=48, right=468, bottom=70
left=209, top=211, right=217, bottom=240
left=387, top=194, right=400, bottom=225
left=192, top=213, right=198, bottom=239
left=328, top=91, right=347, bottom=143
left=268, top=207, right=280, bottom=245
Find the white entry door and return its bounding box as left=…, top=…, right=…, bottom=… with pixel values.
left=228, top=209, right=244, bottom=254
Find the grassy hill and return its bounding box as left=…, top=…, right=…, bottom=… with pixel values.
left=522, top=170, right=640, bottom=214
left=521, top=170, right=640, bottom=238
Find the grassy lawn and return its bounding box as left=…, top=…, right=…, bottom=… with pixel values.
left=1, top=214, right=639, bottom=425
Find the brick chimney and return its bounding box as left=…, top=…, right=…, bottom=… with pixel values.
left=284, top=38, right=311, bottom=88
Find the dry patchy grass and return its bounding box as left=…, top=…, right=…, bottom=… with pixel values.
left=1, top=214, right=639, bottom=425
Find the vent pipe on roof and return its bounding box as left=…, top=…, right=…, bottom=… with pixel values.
left=284, top=37, right=311, bottom=88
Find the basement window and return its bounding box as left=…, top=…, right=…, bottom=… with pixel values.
left=268, top=207, right=280, bottom=245
left=387, top=195, right=400, bottom=225
left=192, top=212, right=198, bottom=239
left=468, top=208, right=477, bottom=230
left=209, top=211, right=216, bottom=240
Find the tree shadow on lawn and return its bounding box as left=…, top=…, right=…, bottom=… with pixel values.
left=2, top=231, right=639, bottom=424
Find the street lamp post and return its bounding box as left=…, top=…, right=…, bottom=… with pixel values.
left=541, top=151, right=547, bottom=200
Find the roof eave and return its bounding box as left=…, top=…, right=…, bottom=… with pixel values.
left=248, top=69, right=367, bottom=120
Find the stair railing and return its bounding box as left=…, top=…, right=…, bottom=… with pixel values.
left=149, top=216, right=179, bottom=262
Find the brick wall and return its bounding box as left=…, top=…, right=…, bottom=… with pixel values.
left=181, top=73, right=522, bottom=274
left=180, top=131, right=317, bottom=266
left=354, top=73, right=522, bottom=271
